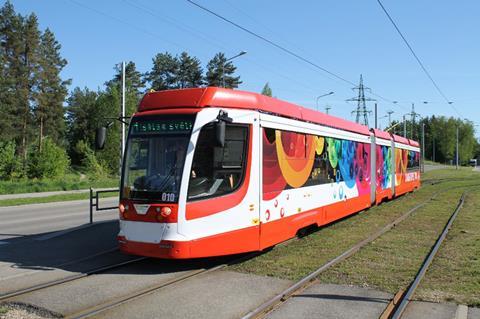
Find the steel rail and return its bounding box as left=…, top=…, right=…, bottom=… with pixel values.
left=241, top=192, right=438, bottom=319
left=0, top=247, right=120, bottom=283
left=0, top=256, right=147, bottom=302
left=388, top=192, right=466, bottom=319
left=66, top=251, right=261, bottom=319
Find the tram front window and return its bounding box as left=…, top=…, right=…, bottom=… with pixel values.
left=121, top=116, right=194, bottom=203
left=188, top=123, right=248, bottom=201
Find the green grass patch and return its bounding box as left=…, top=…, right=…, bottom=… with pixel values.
left=415, top=187, right=480, bottom=306
left=231, top=168, right=480, bottom=306
left=0, top=173, right=118, bottom=195
left=0, top=305, right=8, bottom=315
left=316, top=187, right=464, bottom=292
left=0, top=191, right=118, bottom=207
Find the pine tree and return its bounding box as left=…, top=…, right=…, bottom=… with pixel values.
left=18, top=13, right=41, bottom=162
left=66, top=87, right=99, bottom=165
left=106, top=61, right=145, bottom=97
left=205, top=52, right=242, bottom=89
left=94, top=84, right=122, bottom=174
left=105, top=61, right=145, bottom=120
left=0, top=2, right=29, bottom=146
left=36, top=28, right=70, bottom=147
left=177, top=52, right=203, bottom=88
left=261, top=82, right=272, bottom=97
left=145, top=52, right=179, bottom=91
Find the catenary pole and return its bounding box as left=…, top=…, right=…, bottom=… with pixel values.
left=421, top=123, right=425, bottom=173
left=456, top=125, right=459, bottom=169
left=121, top=62, right=126, bottom=173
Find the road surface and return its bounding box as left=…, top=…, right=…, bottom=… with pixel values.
left=0, top=198, right=118, bottom=241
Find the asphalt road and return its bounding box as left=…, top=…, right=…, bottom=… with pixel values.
left=0, top=197, right=119, bottom=241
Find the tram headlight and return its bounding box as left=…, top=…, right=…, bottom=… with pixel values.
left=160, top=207, right=172, bottom=217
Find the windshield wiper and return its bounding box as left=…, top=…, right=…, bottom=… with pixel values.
left=155, top=165, right=178, bottom=193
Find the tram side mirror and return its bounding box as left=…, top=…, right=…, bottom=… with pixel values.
left=215, top=121, right=226, bottom=147
left=95, top=127, right=107, bottom=150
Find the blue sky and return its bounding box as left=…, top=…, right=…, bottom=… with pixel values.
left=11, top=0, right=480, bottom=134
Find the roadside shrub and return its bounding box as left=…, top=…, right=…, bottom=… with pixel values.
left=0, top=140, right=21, bottom=179
left=27, top=138, right=70, bottom=179
left=75, top=140, right=107, bottom=179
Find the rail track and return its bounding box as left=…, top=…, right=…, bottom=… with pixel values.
left=241, top=187, right=471, bottom=319
left=0, top=255, right=147, bottom=302
left=380, top=192, right=466, bottom=319
left=0, top=246, right=261, bottom=319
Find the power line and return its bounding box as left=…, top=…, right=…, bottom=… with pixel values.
left=186, top=0, right=356, bottom=87
left=120, top=0, right=324, bottom=96
left=187, top=0, right=412, bottom=114
left=69, top=0, right=320, bottom=96
left=376, top=0, right=461, bottom=117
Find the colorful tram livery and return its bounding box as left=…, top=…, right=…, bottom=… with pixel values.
left=118, top=87, right=421, bottom=259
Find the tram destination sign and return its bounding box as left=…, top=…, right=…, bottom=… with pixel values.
left=131, top=118, right=194, bottom=135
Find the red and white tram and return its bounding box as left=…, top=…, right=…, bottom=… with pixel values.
left=116, top=87, right=421, bottom=259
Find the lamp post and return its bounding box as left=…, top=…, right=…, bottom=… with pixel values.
left=378, top=115, right=388, bottom=130
left=222, top=51, right=247, bottom=88
left=315, top=91, right=334, bottom=111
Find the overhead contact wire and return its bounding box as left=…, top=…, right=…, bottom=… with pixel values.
left=376, top=0, right=461, bottom=117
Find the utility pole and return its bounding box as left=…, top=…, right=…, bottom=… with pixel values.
left=347, top=74, right=375, bottom=127
left=432, top=138, right=435, bottom=162
left=421, top=123, right=425, bottom=173
left=387, top=110, right=394, bottom=127
left=403, top=115, right=407, bottom=138
left=121, top=61, right=126, bottom=175
left=374, top=103, right=378, bottom=129
left=409, top=103, right=422, bottom=139
left=456, top=125, right=459, bottom=169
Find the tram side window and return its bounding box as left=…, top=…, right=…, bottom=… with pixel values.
left=407, top=150, right=420, bottom=170
left=187, top=123, right=248, bottom=201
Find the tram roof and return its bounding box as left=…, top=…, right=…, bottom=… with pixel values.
left=392, top=134, right=410, bottom=145
left=371, top=128, right=392, bottom=141
left=139, top=87, right=372, bottom=136
left=409, top=139, right=420, bottom=147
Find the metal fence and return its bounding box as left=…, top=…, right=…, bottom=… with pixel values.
left=89, top=188, right=119, bottom=224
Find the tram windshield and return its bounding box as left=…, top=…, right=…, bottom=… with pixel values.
left=121, top=115, right=194, bottom=203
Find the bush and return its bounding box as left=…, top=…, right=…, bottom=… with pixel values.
left=27, top=138, right=70, bottom=179
left=0, top=140, right=21, bottom=179
left=75, top=140, right=107, bottom=179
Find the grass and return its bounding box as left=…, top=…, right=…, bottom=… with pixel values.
left=231, top=167, right=480, bottom=306
left=0, top=305, right=8, bottom=316
left=415, top=188, right=480, bottom=306
left=316, top=187, right=464, bottom=292
left=0, top=173, right=119, bottom=195
left=0, top=191, right=119, bottom=207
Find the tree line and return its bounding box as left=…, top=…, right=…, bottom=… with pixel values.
left=0, top=2, right=246, bottom=180
left=390, top=116, right=479, bottom=165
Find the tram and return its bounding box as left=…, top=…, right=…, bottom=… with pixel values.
left=112, top=87, right=420, bottom=259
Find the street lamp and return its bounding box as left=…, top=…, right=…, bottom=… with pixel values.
left=222, top=51, right=247, bottom=88
left=315, top=91, right=334, bottom=111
